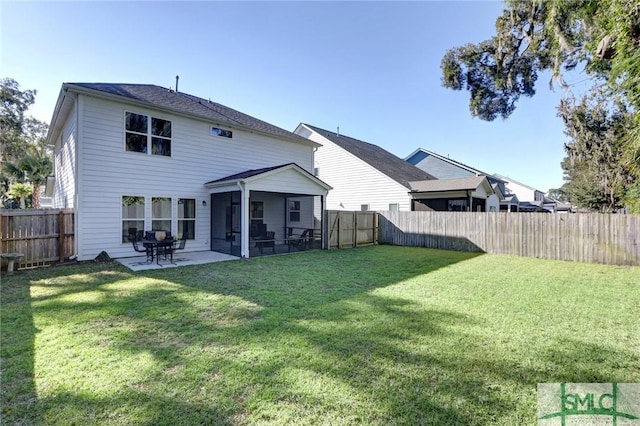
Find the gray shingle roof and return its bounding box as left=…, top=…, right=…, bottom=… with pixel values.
left=303, top=124, right=435, bottom=188
left=65, top=83, right=310, bottom=143
left=205, top=164, right=292, bottom=184
left=409, top=175, right=489, bottom=192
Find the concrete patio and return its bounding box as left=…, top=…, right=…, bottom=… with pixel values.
left=116, top=250, right=239, bottom=272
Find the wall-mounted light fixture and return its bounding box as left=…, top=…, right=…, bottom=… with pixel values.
left=202, top=200, right=207, bottom=207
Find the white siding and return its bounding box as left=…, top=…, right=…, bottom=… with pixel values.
left=246, top=168, right=327, bottom=196
left=76, top=95, right=314, bottom=261
left=53, top=103, right=77, bottom=209
left=299, top=126, right=412, bottom=211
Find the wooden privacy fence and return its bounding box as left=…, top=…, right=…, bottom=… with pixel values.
left=326, top=210, right=378, bottom=249
left=1, top=209, right=75, bottom=268
left=378, top=211, right=640, bottom=266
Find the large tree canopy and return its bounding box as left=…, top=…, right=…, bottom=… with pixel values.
left=559, top=93, right=633, bottom=212
left=441, top=0, right=640, bottom=211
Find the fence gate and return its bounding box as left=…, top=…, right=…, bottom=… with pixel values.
left=326, top=210, right=378, bottom=249
left=1, top=208, right=75, bottom=268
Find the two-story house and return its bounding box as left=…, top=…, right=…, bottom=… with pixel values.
left=47, top=83, right=331, bottom=261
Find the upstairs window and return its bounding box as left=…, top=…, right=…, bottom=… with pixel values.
left=211, top=126, right=232, bottom=138
left=125, top=112, right=172, bottom=156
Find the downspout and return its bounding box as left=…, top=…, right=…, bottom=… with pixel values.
left=72, top=92, right=81, bottom=260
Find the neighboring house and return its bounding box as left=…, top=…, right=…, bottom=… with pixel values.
left=294, top=124, right=435, bottom=211
left=47, top=83, right=331, bottom=261
left=492, top=174, right=551, bottom=212
left=501, top=194, right=520, bottom=212
left=406, top=148, right=508, bottom=192
left=409, top=176, right=498, bottom=212
left=405, top=148, right=517, bottom=211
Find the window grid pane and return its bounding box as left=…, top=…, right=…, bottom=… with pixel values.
left=152, top=197, right=172, bottom=218
left=125, top=112, right=147, bottom=133
left=151, top=138, right=171, bottom=156
left=152, top=117, right=171, bottom=137
left=178, top=220, right=195, bottom=240
left=178, top=199, right=196, bottom=219
left=126, top=133, right=147, bottom=153
left=152, top=220, right=171, bottom=232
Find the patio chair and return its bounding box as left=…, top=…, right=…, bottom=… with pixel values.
left=164, top=235, right=187, bottom=262
left=288, top=229, right=310, bottom=251
left=129, top=235, right=153, bottom=262
left=255, top=231, right=275, bottom=255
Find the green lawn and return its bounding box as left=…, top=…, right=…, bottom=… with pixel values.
left=1, top=246, right=638, bottom=425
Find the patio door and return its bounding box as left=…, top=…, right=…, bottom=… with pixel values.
left=210, top=191, right=242, bottom=256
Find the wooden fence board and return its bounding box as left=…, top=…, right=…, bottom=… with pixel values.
left=378, top=211, right=640, bottom=266
left=1, top=209, right=75, bottom=268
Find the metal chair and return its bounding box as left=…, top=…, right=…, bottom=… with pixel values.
left=165, top=235, right=187, bottom=263
left=129, top=235, right=153, bottom=262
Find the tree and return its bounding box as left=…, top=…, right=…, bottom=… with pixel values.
left=15, top=154, right=52, bottom=208
left=440, top=0, right=640, bottom=210
left=0, top=78, right=51, bottom=208
left=547, top=187, right=568, bottom=202
left=558, top=93, right=633, bottom=212
left=7, top=182, right=32, bottom=209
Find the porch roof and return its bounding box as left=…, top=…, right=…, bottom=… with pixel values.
left=204, top=163, right=332, bottom=195
left=408, top=176, right=492, bottom=193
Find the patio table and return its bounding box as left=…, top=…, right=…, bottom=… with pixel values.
left=141, top=238, right=175, bottom=266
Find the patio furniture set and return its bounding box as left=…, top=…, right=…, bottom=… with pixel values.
left=128, top=230, right=187, bottom=266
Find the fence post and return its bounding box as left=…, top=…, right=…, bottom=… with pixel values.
left=353, top=212, right=358, bottom=248
left=59, top=210, right=65, bottom=263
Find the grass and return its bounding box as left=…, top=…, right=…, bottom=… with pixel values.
left=1, top=245, right=638, bottom=425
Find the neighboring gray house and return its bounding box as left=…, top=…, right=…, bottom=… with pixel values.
left=47, top=83, right=331, bottom=261
left=294, top=124, right=435, bottom=211
left=406, top=148, right=518, bottom=211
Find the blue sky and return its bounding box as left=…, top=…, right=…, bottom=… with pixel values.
left=2, top=1, right=580, bottom=192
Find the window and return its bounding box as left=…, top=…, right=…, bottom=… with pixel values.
left=388, top=203, right=399, bottom=211
left=122, top=196, right=145, bottom=243
left=289, top=200, right=301, bottom=222
left=211, top=126, right=233, bottom=138
left=178, top=198, right=196, bottom=239
left=360, top=204, right=369, bottom=212
left=152, top=197, right=172, bottom=231
left=125, top=112, right=171, bottom=156
left=250, top=201, right=263, bottom=219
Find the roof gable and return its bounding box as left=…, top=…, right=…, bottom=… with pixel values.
left=407, top=148, right=506, bottom=183
left=62, top=83, right=314, bottom=145
left=301, top=124, right=434, bottom=188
